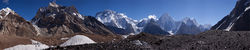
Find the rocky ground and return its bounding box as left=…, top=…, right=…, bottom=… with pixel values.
left=0, top=35, right=31, bottom=49
left=0, top=33, right=122, bottom=49
left=47, top=30, right=250, bottom=50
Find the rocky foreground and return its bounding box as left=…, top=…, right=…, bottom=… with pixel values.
left=46, top=30, right=250, bottom=50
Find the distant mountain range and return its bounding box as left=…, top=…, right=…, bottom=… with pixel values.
left=0, top=2, right=213, bottom=49
left=50, top=0, right=250, bottom=49
left=96, top=10, right=211, bottom=35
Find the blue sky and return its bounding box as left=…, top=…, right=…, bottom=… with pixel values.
left=0, top=0, right=237, bottom=25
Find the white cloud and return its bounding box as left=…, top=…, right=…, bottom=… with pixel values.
left=148, top=14, right=157, bottom=19
left=2, top=0, right=9, bottom=3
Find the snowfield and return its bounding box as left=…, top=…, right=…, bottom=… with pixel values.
left=60, top=35, right=96, bottom=47
left=4, top=40, right=49, bottom=50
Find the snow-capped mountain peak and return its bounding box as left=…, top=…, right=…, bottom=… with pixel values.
left=0, top=7, right=15, bottom=18
left=96, top=10, right=140, bottom=34
left=148, top=14, right=157, bottom=20
left=96, top=10, right=210, bottom=35
left=96, top=10, right=133, bottom=29
left=138, top=14, right=158, bottom=25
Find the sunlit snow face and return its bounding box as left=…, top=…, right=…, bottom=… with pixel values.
left=148, top=15, right=157, bottom=19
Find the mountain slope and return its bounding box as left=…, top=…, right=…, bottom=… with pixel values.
left=142, top=19, right=170, bottom=35
left=31, top=2, right=114, bottom=36
left=0, top=7, right=37, bottom=37
left=0, top=7, right=40, bottom=49
left=211, top=0, right=250, bottom=31
left=157, top=13, right=177, bottom=32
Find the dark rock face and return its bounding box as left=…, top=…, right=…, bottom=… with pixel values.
left=142, top=19, right=170, bottom=35
left=83, top=16, right=115, bottom=35
left=106, top=24, right=135, bottom=35
left=212, top=0, right=250, bottom=31
left=47, top=30, right=250, bottom=50
left=231, top=9, right=250, bottom=31
left=31, top=2, right=114, bottom=36
left=0, top=8, right=37, bottom=37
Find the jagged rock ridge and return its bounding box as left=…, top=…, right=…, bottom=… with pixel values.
left=31, top=2, right=114, bottom=36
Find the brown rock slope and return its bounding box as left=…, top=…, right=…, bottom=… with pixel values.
left=0, top=7, right=37, bottom=49
left=0, top=7, right=37, bottom=37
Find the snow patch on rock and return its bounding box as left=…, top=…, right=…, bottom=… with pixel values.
left=33, top=25, right=41, bottom=36
left=73, top=13, right=84, bottom=20
left=168, top=31, right=174, bottom=35
left=122, top=35, right=130, bottom=39
left=0, top=7, right=15, bottom=18
left=245, top=6, right=250, bottom=11
left=77, top=13, right=84, bottom=20
left=49, top=2, right=59, bottom=7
